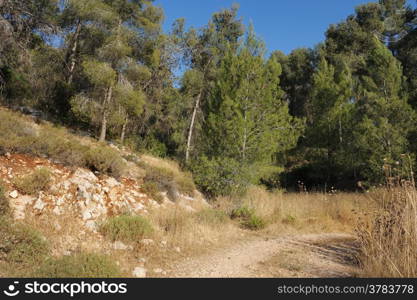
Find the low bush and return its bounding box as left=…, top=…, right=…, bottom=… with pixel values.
left=13, top=168, right=52, bottom=195
left=34, top=253, right=121, bottom=278
left=142, top=163, right=195, bottom=198
left=230, top=205, right=266, bottom=231
left=243, top=214, right=267, bottom=230
left=99, top=215, right=153, bottom=242
left=230, top=206, right=255, bottom=220
left=0, top=217, right=49, bottom=265
left=142, top=182, right=164, bottom=204
left=85, top=147, right=126, bottom=178
left=0, top=180, right=9, bottom=215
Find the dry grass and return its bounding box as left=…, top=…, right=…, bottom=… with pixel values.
left=0, top=179, right=9, bottom=216
left=148, top=206, right=238, bottom=254
left=138, top=155, right=196, bottom=198
left=356, top=186, right=417, bottom=278
left=217, top=186, right=370, bottom=234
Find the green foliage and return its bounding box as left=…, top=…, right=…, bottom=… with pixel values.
left=230, top=206, right=255, bottom=220
left=34, top=253, right=121, bottom=278
left=190, top=156, right=252, bottom=198
left=0, top=217, right=49, bottom=266
left=99, top=215, right=153, bottom=243
left=2, top=0, right=417, bottom=194
left=271, top=48, right=315, bottom=117
left=192, top=34, right=303, bottom=196
left=242, top=214, right=267, bottom=231
left=13, top=168, right=52, bottom=196
left=82, top=60, right=116, bottom=88
left=230, top=206, right=266, bottom=231
left=114, top=84, right=145, bottom=117
left=0, top=180, right=9, bottom=216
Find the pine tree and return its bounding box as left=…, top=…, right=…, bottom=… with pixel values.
left=306, top=57, right=354, bottom=185
left=195, top=30, right=302, bottom=195
left=175, top=6, right=245, bottom=162
left=352, top=38, right=415, bottom=183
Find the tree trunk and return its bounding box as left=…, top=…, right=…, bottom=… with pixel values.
left=66, top=20, right=82, bottom=85
left=185, top=89, right=203, bottom=163
left=99, top=86, right=113, bottom=142
left=120, top=116, right=128, bottom=144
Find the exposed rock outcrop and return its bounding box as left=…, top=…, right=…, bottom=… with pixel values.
left=0, top=154, right=208, bottom=231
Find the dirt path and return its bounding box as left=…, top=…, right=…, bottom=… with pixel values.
left=165, top=233, right=361, bottom=278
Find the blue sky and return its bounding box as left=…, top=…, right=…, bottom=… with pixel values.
left=154, top=0, right=415, bottom=54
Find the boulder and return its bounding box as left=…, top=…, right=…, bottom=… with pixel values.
left=9, top=190, right=18, bottom=199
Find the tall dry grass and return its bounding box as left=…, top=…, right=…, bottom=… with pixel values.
left=356, top=185, right=417, bottom=277
left=217, top=186, right=371, bottom=234
left=148, top=206, right=238, bottom=254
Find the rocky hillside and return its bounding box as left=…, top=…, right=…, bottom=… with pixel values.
left=0, top=109, right=217, bottom=277
left=1, top=153, right=207, bottom=231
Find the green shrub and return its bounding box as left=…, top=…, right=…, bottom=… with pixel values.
left=0, top=217, right=49, bottom=265
left=142, top=182, right=164, bottom=203
left=0, top=180, right=9, bottom=215
left=85, top=147, right=126, bottom=178
left=243, top=214, right=267, bottom=230
left=34, top=253, right=121, bottom=278
left=230, top=206, right=255, bottom=220
left=13, top=168, right=52, bottom=195
left=230, top=206, right=266, bottom=231
left=190, top=156, right=252, bottom=198
left=100, top=215, right=153, bottom=242
left=195, top=209, right=229, bottom=225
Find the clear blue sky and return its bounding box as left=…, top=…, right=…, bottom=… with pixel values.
left=154, top=0, right=414, bottom=54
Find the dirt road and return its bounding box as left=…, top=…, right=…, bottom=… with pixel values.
left=165, top=233, right=360, bottom=278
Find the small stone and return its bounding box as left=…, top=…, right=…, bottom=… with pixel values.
left=9, top=190, right=18, bottom=199
left=140, top=239, right=154, bottom=246
left=174, top=247, right=181, bottom=253
left=113, top=241, right=132, bottom=251
left=5, top=152, right=11, bottom=159
left=132, top=267, right=147, bottom=278
left=153, top=268, right=164, bottom=274
left=160, top=240, right=167, bottom=247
